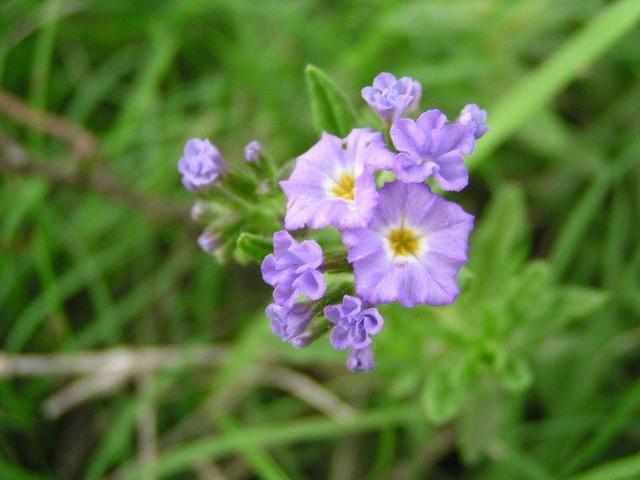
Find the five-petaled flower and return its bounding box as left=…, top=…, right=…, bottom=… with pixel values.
left=280, top=128, right=394, bottom=230
left=361, top=72, right=422, bottom=124
left=390, top=109, right=475, bottom=190
left=261, top=230, right=326, bottom=307
left=342, top=181, right=474, bottom=308
left=178, top=138, right=227, bottom=191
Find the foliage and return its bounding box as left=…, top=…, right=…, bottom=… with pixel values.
left=1, top=0, right=640, bottom=479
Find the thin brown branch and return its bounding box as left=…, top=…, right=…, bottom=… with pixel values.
left=43, top=373, right=128, bottom=418
left=136, top=374, right=158, bottom=480
left=0, top=133, right=190, bottom=224
left=265, top=366, right=358, bottom=420
left=0, top=345, right=229, bottom=378
left=0, top=88, right=100, bottom=162
left=195, top=462, right=230, bottom=480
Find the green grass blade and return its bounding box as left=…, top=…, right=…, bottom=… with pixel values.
left=468, top=0, right=640, bottom=169
left=123, top=405, right=420, bottom=479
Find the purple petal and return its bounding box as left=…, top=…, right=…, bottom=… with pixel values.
left=340, top=295, right=362, bottom=317
left=330, top=325, right=350, bottom=350
left=433, top=151, right=468, bottom=192
left=361, top=308, right=384, bottom=334
left=292, top=240, right=323, bottom=271
left=292, top=269, right=326, bottom=300
left=390, top=118, right=427, bottom=155
left=372, top=72, right=398, bottom=89
left=260, top=254, right=280, bottom=286
left=416, top=109, right=447, bottom=132
left=273, top=282, right=297, bottom=307
left=324, top=305, right=343, bottom=325
left=272, top=230, right=295, bottom=257
left=349, top=326, right=371, bottom=349
left=393, top=153, right=438, bottom=184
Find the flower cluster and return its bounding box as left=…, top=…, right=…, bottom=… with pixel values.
left=179, top=70, right=486, bottom=373
left=262, top=72, right=484, bottom=372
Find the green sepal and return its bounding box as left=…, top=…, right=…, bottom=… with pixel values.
left=236, top=232, right=272, bottom=261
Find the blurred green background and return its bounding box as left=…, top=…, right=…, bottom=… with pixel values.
left=1, top=0, right=640, bottom=479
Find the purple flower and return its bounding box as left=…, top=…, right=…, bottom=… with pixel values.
left=280, top=128, right=394, bottom=230
left=324, top=295, right=383, bottom=350
left=457, top=104, right=488, bottom=139
left=346, top=347, right=375, bottom=372
left=244, top=140, right=262, bottom=163
left=390, top=110, right=475, bottom=190
left=362, top=72, right=422, bottom=124
left=266, top=302, right=314, bottom=346
left=342, top=181, right=474, bottom=308
left=261, top=230, right=326, bottom=307
left=197, top=230, right=219, bottom=254
left=178, top=138, right=227, bottom=192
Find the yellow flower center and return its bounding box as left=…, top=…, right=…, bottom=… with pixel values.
left=388, top=228, right=419, bottom=256
left=331, top=173, right=355, bottom=200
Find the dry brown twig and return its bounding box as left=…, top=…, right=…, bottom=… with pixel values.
left=0, top=89, right=190, bottom=223
left=0, top=89, right=100, bottom=163
left=0, top=346, right=229, bottom=418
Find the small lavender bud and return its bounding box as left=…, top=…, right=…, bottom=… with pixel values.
left=361, top=72, right=422, bottom=124
left=244, top=140, right=262, bottom=164
left=197, top=230, right=219, bottom=254
left=457, top=104, right=489, bottom=139
left=290, top=332, right=314, bottom=349
left=178, top=138, right=227, bottom=192
left=346, top=347, right=375, bottom=372
left=190, top=201, right=216, bottom=223
left=266, top=302, right=314, bottom=344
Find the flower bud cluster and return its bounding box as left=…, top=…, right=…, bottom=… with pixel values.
left=178, top=137, right=280, bottom=262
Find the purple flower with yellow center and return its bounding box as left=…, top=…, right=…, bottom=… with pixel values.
left=390, top=109, right=475, bottom=191
left=178, top=138, right=227, bottom=192
left=361, top=72, right=422, bottom=124
left=261, top=230, right=326, bottom=307
left=280, top=128, right=394, bottom=230
left=266, top=302, right=314, bottom=347
left=342, top=181, right=474, bottom=308
left=457, top=104, right=489, bottom=139
left=346, top=347, right=375, bottom=372
left=244, top=140, right=262, bottom=163
left=324, top=295, right=383, bottom=350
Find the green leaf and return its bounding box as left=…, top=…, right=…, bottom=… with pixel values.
left=236, top=232, right=272, bottom=261
left=553, top=286, right=608, bottom=327
left=422, top=368, right=463, bottom=424
left=466, top=184, right=528, bottom=301
left=499, top=354, right=533, bottom=392
left=458, top=381, right=507, bottom=464
left=468, top=0, right=640, bottom=169
left=305, top=64, right=358, bottom=136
